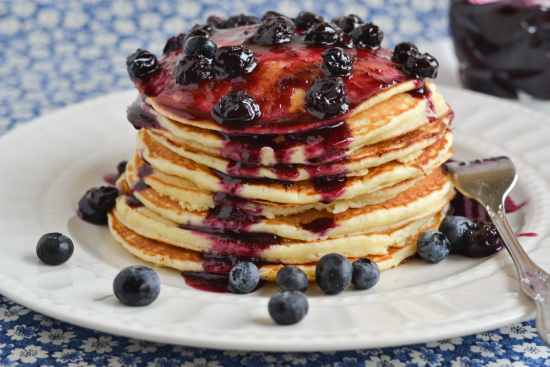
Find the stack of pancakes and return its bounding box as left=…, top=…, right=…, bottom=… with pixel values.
left=108, top=24, right=455, bottom=282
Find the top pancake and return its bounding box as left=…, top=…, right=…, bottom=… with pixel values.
left=131, top=25, right=426, bottom=135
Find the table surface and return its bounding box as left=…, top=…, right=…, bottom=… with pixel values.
left=1, top=1, right=550, bottom=366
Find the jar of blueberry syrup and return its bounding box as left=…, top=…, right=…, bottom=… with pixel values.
left=450, top=0, right=550, bottom=99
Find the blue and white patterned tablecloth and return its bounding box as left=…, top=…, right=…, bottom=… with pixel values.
left=1, top=1, right=549, bottom=366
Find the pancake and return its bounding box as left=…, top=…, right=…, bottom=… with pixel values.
left=137, top=127, right=454, bottom=205
left=125, top=164, right=454, bottom=241
left=109, top=211, right=437, bottom=279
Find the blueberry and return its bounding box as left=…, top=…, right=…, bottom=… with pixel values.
left=126, top=49, right=159, bottom=79
left=294, top=12, right=324, bottom=31
left=36, top=233, right=74, bottom=265
left=189, top=23, right=213, bottom=34
left=332, top=14, right=364, bottom=33
left=393, top=42, right=418, bottom=64
left=304, top=22, right=342, bottom=46
left=212, top=46, right=257, bottom=78
left=78, top=186, right=118, bottom=225
left=349, top=23, right=383, bottom=49
left=403, top=53, right=439, bottom=79
left=305, top=76, right=349, bottom=119
left=183, top=28, right=210, bottom=43
left=113, top=266, right=160, bottom=306
left=212, top=90, right=261, bottom=124
left=438, top=216, right=473, bottom=254
left=463, top=222, right=504, bottom=258
left=261, top=11, right=284, bottom=21
left=163, top=33, right=186, bottom=55
left=321, top=47, right=353, bottom=76
left=268, top=291, right=308, bottom=325
left=206, top=15, right=224, bottom=27
left=417, top=230, right=451, bottom=263
left=217, top=14, right=261, bottom=29
left=351, top=258, right=380, bottom=290
left=117, top=161, right=128, bottom=176
left=276, top=265, right=309, bottom=293
left=174, top=54, right=214, bottom=86
left=315, top=253, right=352, bottom=294
left=184, top=35, right=217, bottom=59
left=228, top=261, right=260, bottom=293
left=247, top=15, right=295, bottom=45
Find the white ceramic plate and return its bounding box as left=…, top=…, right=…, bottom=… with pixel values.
left=1, top=86, right=549, bottom=352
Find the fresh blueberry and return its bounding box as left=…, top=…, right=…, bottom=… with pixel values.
left=184, top=35, right=217, bottom=59
left=183, top=28, right=210, bottom=43
left=212, top=90, right=261, bottom=124
left=417, top=230, right=451, bottom=263
left=463, top=222, right=504, bottom=258
left=174, top=54, right=214, bottom=86
left=276, top=265, right=309, bottom=293
left=349, top=23, right=383, bottom=48
left=36, top=233, right=74, bottom=265
left=438, top=215, right=473, bottom=254
left=403, top=53, right=439, bottom=79
left=321, top=47, right=353, bottom=76
left=163, top=33, right=186, bottom=55
left=332, top=14, right=364, bottom=33
left=247, top=15, right=295, bottom=45
left=351, top=258, right=380, bottom=290
left=261, top=11, right=284, bottom=21
left=268, top=291, right=308, bottom=325
left=315, top=253, right=352, bottom=294
left=393, top=42, right=418, bottom=64
left=294, top=11, right=324, bottom=31
left=305, top=76, right=349, bottom=119
left=229, top=261, right=260, bottom=293
left=217, top=14, right=261, bottom=29
left=113, top=266, right=160, bottom=306
left=78, top=186, right=118, bottom=225
left=304, top=22, right=342, bottom=46
left=126, top=49, right=159, bottom=79
left=212, top=46, right=257, bottom=79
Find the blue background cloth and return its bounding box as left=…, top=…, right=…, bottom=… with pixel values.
left=0, top=0, right=548, bottom=365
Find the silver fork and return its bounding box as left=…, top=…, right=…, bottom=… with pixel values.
left=446, top=157, right=550, bottom=345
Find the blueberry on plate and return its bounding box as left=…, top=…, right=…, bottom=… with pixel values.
left=393, top=42, right=418, bottom=64
left=77, top=186, right=119, bottom=225
left=315, top=253, right=352, bottom=294
left=36, top=233, right=74, bottom=265
left=163, top=33, right=186, bottom=55
left=174, top=54, right=214, bottom=86
left=321, top=47, right=353, bottom=76
left=463, top=222, right=504, bottom=258
left=305, top=76, right=349, bottom=120
left=126, top=49, right=159, bottom=79
left=332, top=14, right=364, bottom=33
left=276, top=265, right=309, bottom=293
left=349, top=23, right=383, bottom=49
left=304, top=21, right=342, bottom=46
left=217, top=14, right=261, bottom=29
left=113, top=266, right=160, bottom=306
left=438, top=215, right=473, bottom=254
left=212, top=46, right=257, bottom=79
left=229, top=261, right=260, bottom=293
left=184, top=35, right=217, bottom=59
left=403, top=53, right=439, bottom=79
left=294, top=11, right=324, bottom=31
left=351, top=258, right=380, bottom=290
left=212, top=90, right=261, bottom=125
left=247, top=15, right=295, bottom=45
left=417, top=230, right=451, bottom=263
left=268, top=291, right=308, bottom=325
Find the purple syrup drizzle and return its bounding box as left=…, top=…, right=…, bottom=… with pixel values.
left=181, top=272, right=265, bottom=294
left=313, top=175, right=348, bottom=203
left=219, top=120, right=353, bottom=165
left=409, top=83, right=436, bottom=121
left=130, top=162, right=154, bottom=192
left=517, top=232, right=538, bottom=237
left=125, top=195, right=144, bottom=208
left=302, top=217, right=338, bottom=236
left=127, top=100, right=165, bottom=130
left=103, top=173, right=118, bottom=186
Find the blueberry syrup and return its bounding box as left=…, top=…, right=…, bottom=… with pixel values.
left=409, top=83, right=436, bottom=121
left=517, top=232, right=538, bottom=237
left=127, top=100, right=165, bottom=130
left=125, top=195, right=144, bottom=208
left=130, top=162, right=154, bottom=192
left=504, top=197, right=530, bottom=213
left=314, top=175, right=348, bottom=203
left=302, top=217, right=338, bottom=236
left=181, top=272, right=265, bottom=293
left=449, top=191, right=531, bottom=222
left=103, top=173, right=118, bottom=186
left=132, top=26, right=421, bottom=134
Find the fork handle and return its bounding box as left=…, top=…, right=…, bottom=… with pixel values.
left=488, top=204, right=550, bottom=344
